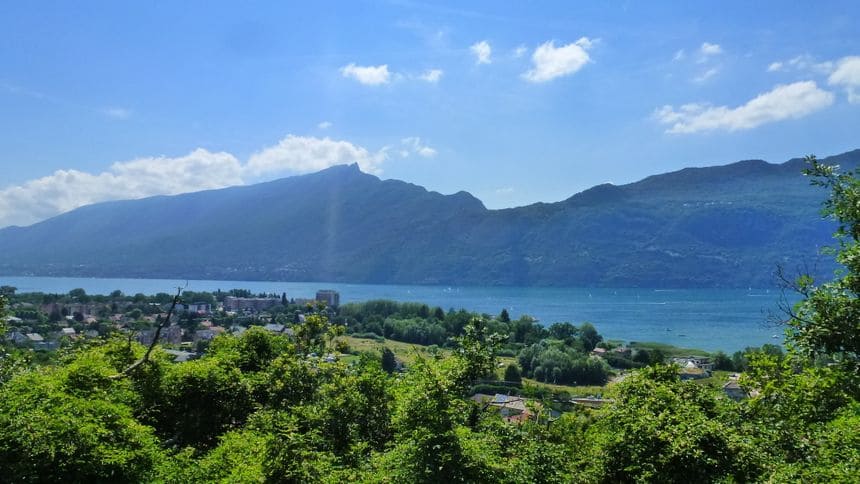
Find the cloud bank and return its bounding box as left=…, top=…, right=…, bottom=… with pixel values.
left=0, top=134, right=434, bottom=228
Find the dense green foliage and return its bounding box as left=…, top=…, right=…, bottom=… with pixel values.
left=2, top=151, right=858, bottom=287
left=518, top=333, right=610, bottom=385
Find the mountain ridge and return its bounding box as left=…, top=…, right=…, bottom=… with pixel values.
left=1, top=150, right=858, bottom=288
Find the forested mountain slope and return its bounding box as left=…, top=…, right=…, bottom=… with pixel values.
left=1, top=150, right=857, bottom=287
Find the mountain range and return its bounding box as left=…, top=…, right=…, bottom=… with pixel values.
left=1, top=150, right=858, bottom=288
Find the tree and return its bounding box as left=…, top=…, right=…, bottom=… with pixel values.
left=579, top=322, right=602, bottom=351
left=582, top=366, right=764, bottom=482
left=0, top=294, right=7, bottom=337
left=649, top=348, right=666, bottom=366
left=498, top=308, right=510, bottom=323
left=158, top=357, right=254, bottom=449
left=504, top=363, right=522, bottom=383
left=451, top=318, right=506, bottom=388
left=381, top=347, right=397, bottom=373
left=0, top=349, right=164, bottom=481
left=788, top=156, right=860, bottom=373
left=49, top=307, right=62, bottom=323
left=548, top=322, right=577, bottom=340
left=294, top=313, right=344, bottom=355
left=712, top=351, right=734, bottom=371
left=69, top=287, right=90, bottom=303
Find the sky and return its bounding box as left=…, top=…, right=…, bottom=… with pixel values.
left=1, top=1, right=859, bottom=228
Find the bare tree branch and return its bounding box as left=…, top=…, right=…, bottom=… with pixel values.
left=111, top=286, right=184, bottom=379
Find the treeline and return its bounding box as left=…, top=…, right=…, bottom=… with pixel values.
left=339, top=301, right=612, bottom=385
left=339, top=300, right=589, bottom=349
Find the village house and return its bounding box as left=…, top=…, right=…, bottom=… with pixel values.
left=315, top=289, right=340, bottom=308
left=180, top=302, right=212, bottom=314
left=223, top=296, right=280, bottom=313
left=471, top=393, right=545, bottom=424
left=7, top=331, right=29, bottom=345
left=722, top=374, right=748, bottom=401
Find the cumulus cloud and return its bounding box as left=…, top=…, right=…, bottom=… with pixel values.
left=828, top=56, right=860, bottom=103
left=767, top=61, right=784, bottom=72
left=513, top=45, right=528, bottom=58
left=340, top=63, right=390, bottom=85
left=700, top=42, right=722, bottom=56
left=247, top=135, right=389, bottom=175
left=654, top=81, right=834, bottom=134
left=400, top=137, right=437, bottom=158
left=0, top=134, right=430, bottom=227
left=522, top=38, right=593, bottom=83
left=470, top=40, right=492, bottom=64
left=418, top=69, right=444, bottom=83
left=0, top=149, right=242, bottom=227
left=317, top=121, right=333, bottom=129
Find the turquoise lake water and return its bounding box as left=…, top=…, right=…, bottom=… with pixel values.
left=1, top=276, right=795, bottom=353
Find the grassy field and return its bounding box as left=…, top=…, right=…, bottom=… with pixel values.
left=340, top=337, right=613, bottom=396
left=340, top=335, right=450, bottom=365
left=340, top=335, right=733, bottom=397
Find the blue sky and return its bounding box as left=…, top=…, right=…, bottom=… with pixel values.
left=1, top=1, right=859, bottom=227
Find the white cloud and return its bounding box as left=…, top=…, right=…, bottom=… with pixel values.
left=654, top=81, right=834, bottom=134
left=513, top=45, right=528, bottom=58
left=673, top=49, right=685, bottom=62
left=522, top=38, right=593, bottom=83
left=494, top=187, right=514, bottom=195
left=102, top=107, right=132, bottom=120
left=317, top=121, right=333, bottom=129
left=418, top=69, right=444, bottom=83
left=0, top=134, right=433, bottom=227
left=767, top=61, right=784, bottom=72
left=828, top=56, right=860, bottom=103
left=340, top=63, right=390, bottom=85
left=693, top=67, right=719, bottom=83
left=768, top=54, right=834, bottom=75
left=248, top=135, right=389, bottom=175
left=788, top=54, right=834, bottom=74
left=700, top=42, right=722, bottom=56
left=0, top=149, right=242, bottom=227
left=470, top=40, right=492, bottom=64
left=400, top=137, right=437, bottom=158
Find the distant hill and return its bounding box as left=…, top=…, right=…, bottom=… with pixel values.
left=1, top=150, right=858, bottom=288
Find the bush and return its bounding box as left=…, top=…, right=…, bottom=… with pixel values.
left=351, top=332, right=385, bottom=342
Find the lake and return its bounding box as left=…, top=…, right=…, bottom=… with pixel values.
left=0, top=276, right=795, bottom=353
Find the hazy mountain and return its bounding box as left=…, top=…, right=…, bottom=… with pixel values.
left=1, top=150, right=857, bottom=288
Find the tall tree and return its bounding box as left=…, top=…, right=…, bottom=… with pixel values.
left=381, top=347, right=397, bottom=373
left=788, top=156, right=860, bottom=374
